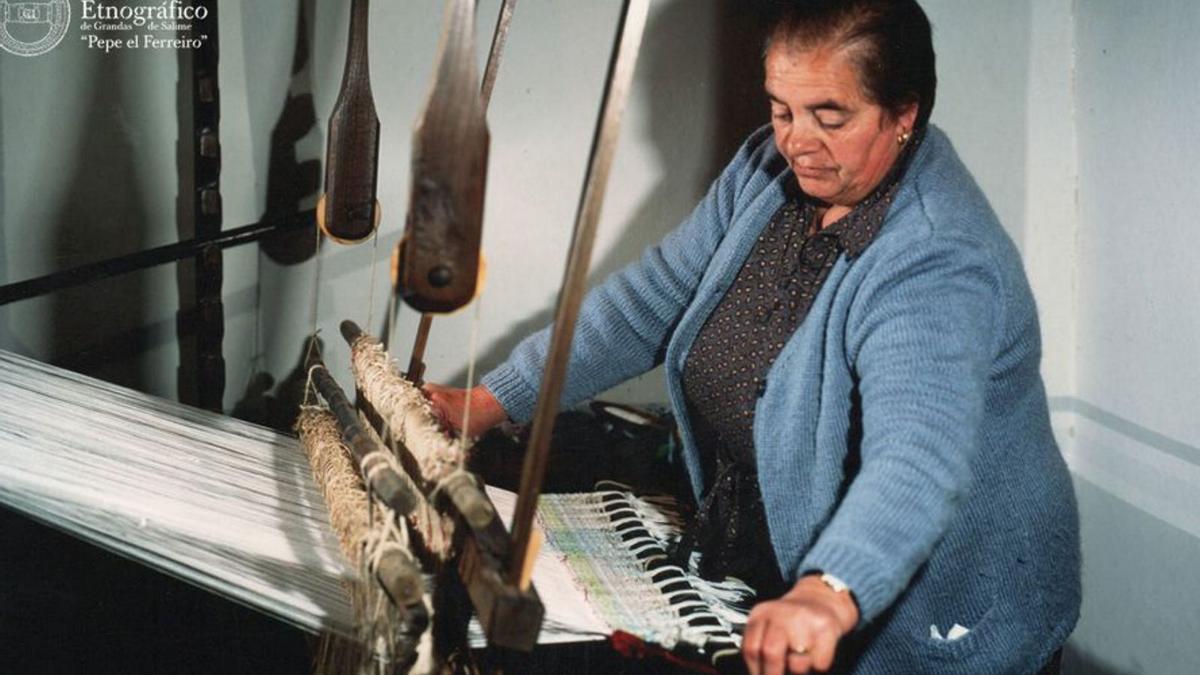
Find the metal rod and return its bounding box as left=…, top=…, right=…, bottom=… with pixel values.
left=479, top=0, right=517, bottom=110
left=0, top=213, right=314, bottom=307
left=507, top=0, right=650, bottom=586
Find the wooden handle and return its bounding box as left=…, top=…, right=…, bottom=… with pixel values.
left=395, top=0, right=488, bottom=313
left=405, top=314, right=433, bottom=384
left=517, top=528, right=541, bottom=591
left=375, top=548, right=426, bottom=609
left=321, top=0, right=381, bottom=243
left=395, top=0, right=514, bottom=378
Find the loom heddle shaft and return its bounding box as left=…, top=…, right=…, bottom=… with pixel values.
left=308, top=360, right=421, bottom=518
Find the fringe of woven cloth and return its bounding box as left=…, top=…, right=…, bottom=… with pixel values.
left=536, top=484, right=755, bottom=660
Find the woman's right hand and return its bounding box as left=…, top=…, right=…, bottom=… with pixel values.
left=421, top=383, right=508, bottom=438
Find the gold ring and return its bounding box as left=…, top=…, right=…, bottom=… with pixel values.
left=788, top=645, right=809, bottom=656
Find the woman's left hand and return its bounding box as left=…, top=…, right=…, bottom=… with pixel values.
left=742, top=574, right=860, bottom=674
left=420, top=383, right=507, bottom=438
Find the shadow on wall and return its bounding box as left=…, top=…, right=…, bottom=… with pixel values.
left=231, top=0, right=323, bottom=432
left=454, top=0, right=772, bottom=386
left=46, top=55, right=150, bottom=392
left=257, top=0, right=320, bottom=268
left=1063, top=643, right=1137, bottom=675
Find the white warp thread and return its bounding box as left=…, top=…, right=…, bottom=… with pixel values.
left=0, top=350, right=689, bottom=653
left=0, top=350, right=357, bottom=637
left=358, top=413, right=455, bottom=558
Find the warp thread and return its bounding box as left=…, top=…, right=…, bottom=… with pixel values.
left=359, top=412, right=455, bottom=559
left=347, top=332, right=465, bottom=485
left=297, top=407, right=375, bottom=559
left=296, top=406, right=426, bottom=673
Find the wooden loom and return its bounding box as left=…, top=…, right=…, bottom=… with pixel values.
left=0, top=344, right=751, bottom=672
left=293, top=0, right=653, bottom=670
left=0, top=0, right=692, bottom=672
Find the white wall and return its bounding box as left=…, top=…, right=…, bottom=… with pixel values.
left=923, top=0, right=1033, bottom=250
left=1056, top=1, right=1200, bottom=672
left=0, top=15, right=187, bottom=394
left=1022, top=0, right=1080, bottom=399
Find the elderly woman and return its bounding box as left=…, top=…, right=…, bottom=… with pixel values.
left=427, top=1, right=1080, bottom=672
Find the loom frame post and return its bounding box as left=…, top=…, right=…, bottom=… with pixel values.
left=507, top=0, right=650, bottom=589
left=191, top=0, right=225, bottom=413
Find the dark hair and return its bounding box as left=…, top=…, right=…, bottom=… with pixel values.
left=764, top=0, right=937, bottom=129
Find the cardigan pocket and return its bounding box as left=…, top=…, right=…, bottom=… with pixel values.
left=913, top=602, right=1001, bottom=662
left=898, top=518, right=1014, bottom=663
left=908, top=528, right=1035, bottom=667
left=907, top=568, right=1000, bottom=661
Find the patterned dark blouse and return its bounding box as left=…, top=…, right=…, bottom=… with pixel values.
left=677, top=131, right=924, bottom=596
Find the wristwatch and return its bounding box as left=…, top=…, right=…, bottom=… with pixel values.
left=818, top=572, right=851, bottom=595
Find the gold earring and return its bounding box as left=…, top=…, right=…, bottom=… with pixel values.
left=897, top=130, right=912, bottom=146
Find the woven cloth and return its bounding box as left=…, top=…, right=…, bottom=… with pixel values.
left=536, top=482, right=756, bottom=664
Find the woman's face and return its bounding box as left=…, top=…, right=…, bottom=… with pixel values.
left=765, top=42, right=917, bottom=207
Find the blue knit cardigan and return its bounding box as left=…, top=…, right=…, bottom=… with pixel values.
left=482, top=125, right=1081, bottom=673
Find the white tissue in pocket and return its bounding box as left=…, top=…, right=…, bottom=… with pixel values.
left=929, top=623, right=971, bottom=641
